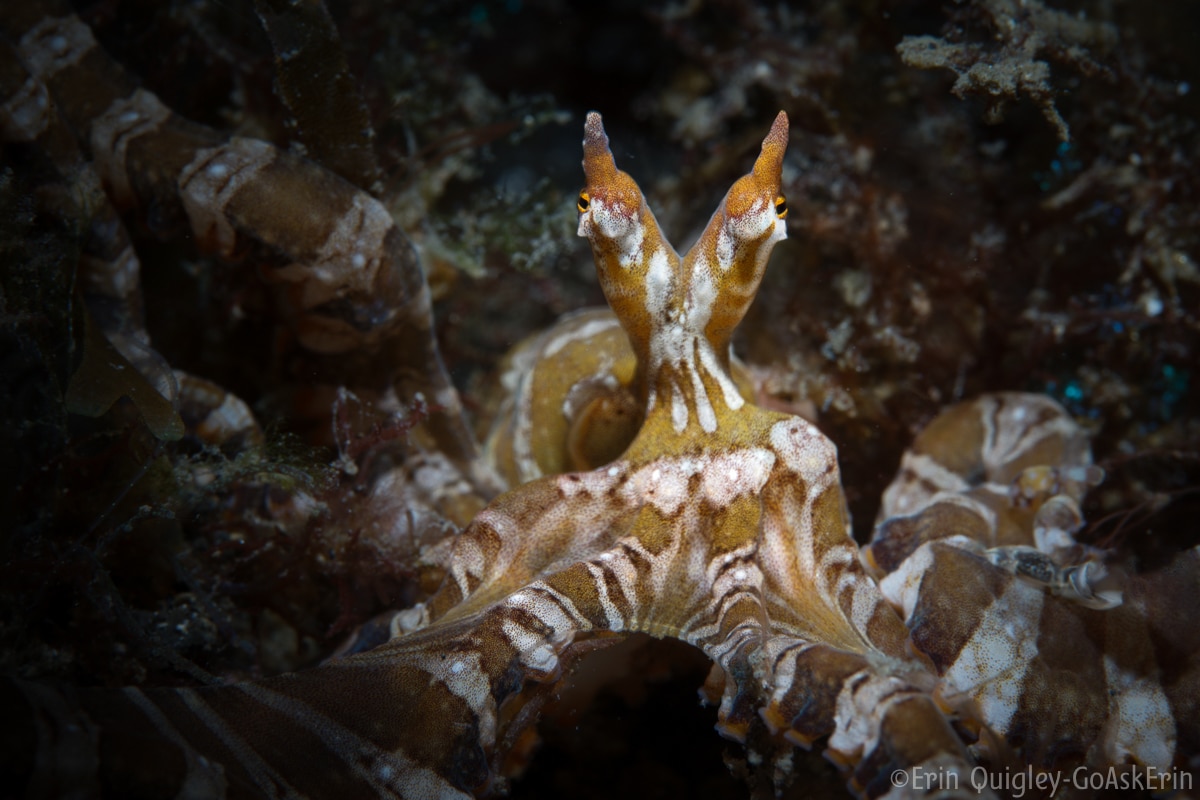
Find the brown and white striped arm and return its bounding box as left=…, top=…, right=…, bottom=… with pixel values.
left=868, top=394, right=1196, bottom=781
left=0, top=1, right=483, bottom=485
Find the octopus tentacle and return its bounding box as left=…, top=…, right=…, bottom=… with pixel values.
left=868, top=393, right=1191, bottom=780
left=0, top=0, right=485, bottom=488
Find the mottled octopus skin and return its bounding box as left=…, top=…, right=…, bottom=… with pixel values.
left=5, top=36, right=1198, bottom=794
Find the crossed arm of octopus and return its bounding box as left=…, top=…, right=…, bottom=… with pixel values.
left=4, top=6, right=1197, bottom=799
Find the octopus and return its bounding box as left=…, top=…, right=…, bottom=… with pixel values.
left=2, top=4, right=1198, bottom=800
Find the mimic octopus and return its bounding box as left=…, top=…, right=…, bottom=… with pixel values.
left=4, top=16, right=1198, bottom=794
left=425, top=112, right=1195, bottom=798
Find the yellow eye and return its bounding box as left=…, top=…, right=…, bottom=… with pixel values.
left=577, top=191, right=590, bottom=213
left=774, top=195, right=788, bottom=219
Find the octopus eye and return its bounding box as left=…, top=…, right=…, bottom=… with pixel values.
left=577, top=191, right=590, bottom=213
left=774, top=195, right=788, bottom=219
